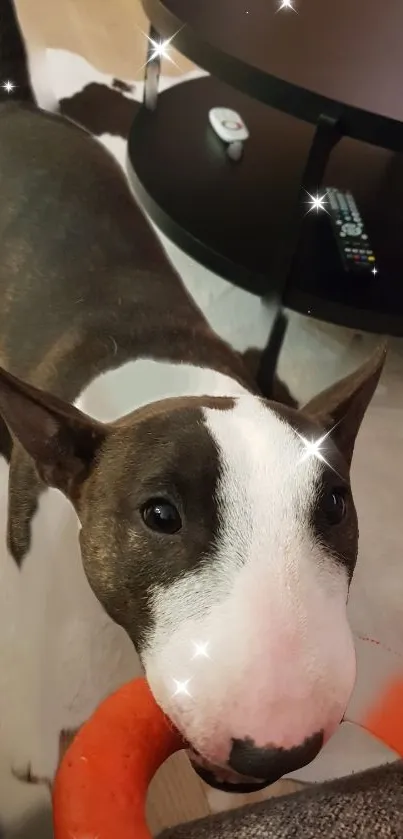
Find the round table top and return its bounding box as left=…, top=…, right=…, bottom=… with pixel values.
left=143, top=0, right=403, bottom=150
left=128, top=75, right=403, bottom=336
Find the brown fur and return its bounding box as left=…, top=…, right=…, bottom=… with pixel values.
left=0, top=102, right=387, bottom=677
left=0, top=103, right=255, bottom=565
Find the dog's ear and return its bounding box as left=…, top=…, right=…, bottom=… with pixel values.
left=301, top=343, right=387, bottom=466
left=0, top=366, right=108, bottom=499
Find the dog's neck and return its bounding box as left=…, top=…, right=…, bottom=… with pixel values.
left=76, top=357, right=249, bottom=423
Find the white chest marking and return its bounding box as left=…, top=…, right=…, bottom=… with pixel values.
left=75, top=358, right=248, bottom=422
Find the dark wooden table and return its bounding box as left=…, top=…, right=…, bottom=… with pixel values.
left=143, top=0, right=403, bottom=149
left=127, top=0, right=403, bottom=342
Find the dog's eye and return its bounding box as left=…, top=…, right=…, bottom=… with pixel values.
left=322, top=489, right=347, bottom=525
left=141, top=498, right=182, bottom=534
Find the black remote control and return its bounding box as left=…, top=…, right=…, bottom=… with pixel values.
left=325, top=187, right=377, bottom=274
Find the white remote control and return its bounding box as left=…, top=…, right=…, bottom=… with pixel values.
left=209, top=107, right=249, bottom=161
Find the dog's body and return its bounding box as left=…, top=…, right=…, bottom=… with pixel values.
left=0, top=98, right=387, bottom=814
left=0, top=102, right=255, bottom=781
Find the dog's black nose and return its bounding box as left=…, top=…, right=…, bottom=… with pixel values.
left=228, top=730, right=324, bottom=781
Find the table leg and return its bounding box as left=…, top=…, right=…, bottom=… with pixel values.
left=301, top=113, right=342, bottom=194
left=257, top=113, right=343, bottom=397
left=143, top=25, right=162, bottom=111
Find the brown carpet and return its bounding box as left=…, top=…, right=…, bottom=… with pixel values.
left=159, top=761, right=403, bottom=838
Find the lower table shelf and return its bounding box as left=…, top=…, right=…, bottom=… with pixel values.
left=127, top=75, right=403, bottom=336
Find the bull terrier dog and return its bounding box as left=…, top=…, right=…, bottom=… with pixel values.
left=0, top=100, right=385, bottom=797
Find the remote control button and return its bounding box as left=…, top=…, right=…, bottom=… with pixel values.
left=361, top=234, right=368, bottom=240
left=368, top=255, right=375, bottom=261
left=342, top=222, right=363, bottom=236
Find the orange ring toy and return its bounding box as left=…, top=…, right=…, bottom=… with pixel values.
left=53, top=678, right=183, bottom=839
left=53, top=677, right=403, bottom=839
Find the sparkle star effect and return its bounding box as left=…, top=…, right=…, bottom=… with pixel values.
left=192, top=641, right=210, bottom=659
left=141, top=29, right=182, bottom=71
left=305, top=190, right=329, bottom=215
left=1, top=80, right=16, bottom=94
left=276, top=0, right=297, bottom=12
left=172, top=678, right=192, bottom=698
left=297, top=427, right=343, bottom=477
left=296, top=430, right=332, bottom=465
left=371, top=265, right=378, bottom=276
left=295, top=428, right=344, bottom=480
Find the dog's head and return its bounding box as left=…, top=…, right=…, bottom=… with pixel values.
left=0, top=346, right=385, bottom=791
